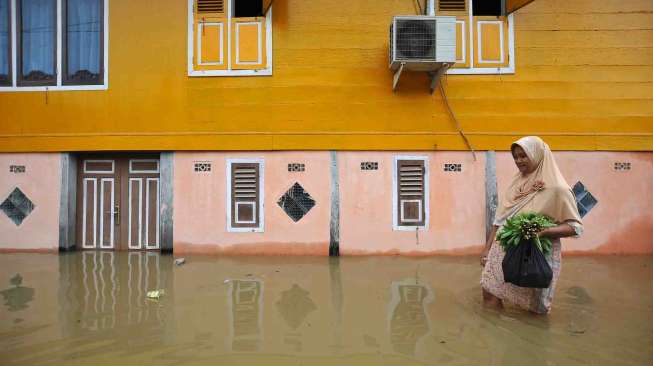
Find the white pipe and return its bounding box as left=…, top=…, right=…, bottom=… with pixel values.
left=427, top=0, right=435, bottom=16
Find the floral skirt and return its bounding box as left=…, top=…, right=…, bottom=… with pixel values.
left=480, top=239, right=562, bottom=314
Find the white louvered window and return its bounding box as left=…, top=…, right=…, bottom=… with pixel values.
left=227, top=159, right=264, bottom=232
left=394, top=157, right=428, bottom=229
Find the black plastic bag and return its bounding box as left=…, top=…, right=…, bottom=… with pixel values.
left=502, top=241, right=553, bottom=288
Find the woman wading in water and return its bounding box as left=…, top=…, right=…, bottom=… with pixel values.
left=480, top=136, right=583, bottom=314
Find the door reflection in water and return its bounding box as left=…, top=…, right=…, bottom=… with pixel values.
left=228, top=279, right=264, bottom=352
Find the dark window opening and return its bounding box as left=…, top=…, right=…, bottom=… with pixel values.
left=0, top=0, right=10, bottom=86
left=473, top=0, right=502, bottom=16
left=234, top=0, right=262, bottom=17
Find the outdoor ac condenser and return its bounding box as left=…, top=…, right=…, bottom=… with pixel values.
left=389, top=15, right=456, bottom=91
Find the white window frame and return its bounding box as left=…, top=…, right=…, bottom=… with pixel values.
left=226, top=158, right=265, bottom=232
left=392, top=155, right=430, bottom=231
left=446, top=0, right=515, bottom=75
left=0, top=0, right=109, bottom=92
left=187, top=0, right=273, bottom=77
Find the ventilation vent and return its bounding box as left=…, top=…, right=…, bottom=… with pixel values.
left=444, top=163, right=461, bottom=172
left=194, top=162, right=212, bottom=172
left=399, top=164, right=424, bottom=199
left=1, top=188, right=35, bottom=226
left=278, top=183, right=315, bottom=222
left=234, top=166, right=258, bottom=200
left=288, top=163, right=305, bottom=172
left=613, top=162, right=631, bottom=171
left=196, top=0, right=224, bottom=13
left=9, top=165, right=25, bottom=173
left=361, top=162, right=378, bottom=171
left=439, top=0, right=466, bottom=12
left=395, top=19, right=437, bottom=60
left=572, top=181, right=597, bottom=218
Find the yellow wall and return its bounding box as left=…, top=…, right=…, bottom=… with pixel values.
left=0, top=0, right=652, bottom=152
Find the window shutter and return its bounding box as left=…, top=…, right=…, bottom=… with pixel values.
left=438, top=0, right=466, bottom=12
left=194, top=0, right=228, bottom=70
left=231, top=16, right=266, bottom=70
left=231, top=163, right=260, bottom=228
left=397, top=160, right=426, bottom=226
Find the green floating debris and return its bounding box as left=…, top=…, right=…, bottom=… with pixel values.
left=146, top=289, right=165, bottom=299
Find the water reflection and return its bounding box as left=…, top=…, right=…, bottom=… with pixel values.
left=0, top=274, right=35, bottom=312
left=228, top=279, right=264, bottom=352
left=276, top=284, right=317, bottom=351
left=388, top=278, right=434, bottom=356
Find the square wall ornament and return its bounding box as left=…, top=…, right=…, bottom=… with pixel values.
left=1, top=188, right=35, bottom=226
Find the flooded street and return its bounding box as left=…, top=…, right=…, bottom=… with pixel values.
left=0, top=253, right=652, bottom=366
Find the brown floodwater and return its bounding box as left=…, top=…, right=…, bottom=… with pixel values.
left=0, top=252, right=651, bottom=365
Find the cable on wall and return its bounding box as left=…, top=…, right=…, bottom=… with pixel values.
left=438, top=78, right=477, bottom=161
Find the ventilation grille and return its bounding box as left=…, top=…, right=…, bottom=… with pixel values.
left=395, top=19, right=437, bottom=60
left=234, top=166, right=258, bottom=199
left=278, top=183, right=315, bottom=222
left=197, top=0, right=224, bottom=13
left=439, top=0, right=466, bottom=12
left=399, top=163, right=424, bottom=198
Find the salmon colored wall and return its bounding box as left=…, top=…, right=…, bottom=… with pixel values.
left=496, top=151, right=653, bottom=254
left=0, top=154, right=60, bottom=251
left=0, top=0, right=652, bottom=152
left=339, top=152, right=486, bottom=255
left=173, top=151, right=331, bottom=255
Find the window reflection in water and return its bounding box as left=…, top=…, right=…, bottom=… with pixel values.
left=387, top=278, right=434, bottom=357
left=228, top=279, right=263, bottom=352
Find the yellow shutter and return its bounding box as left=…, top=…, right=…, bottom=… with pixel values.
left=194, top=0, right=228, bottom=70
left=473, top=16, right=509, bottom=68
left=231, top=17, right=267, bottom=70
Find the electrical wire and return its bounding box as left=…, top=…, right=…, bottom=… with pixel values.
left=413, top=0, right=423, bottom=15
left=438, top=74, right=477, bottom=161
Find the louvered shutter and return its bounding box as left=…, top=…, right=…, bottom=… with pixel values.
left=231, top=163, right=260, bottom=228
left=438, top=0, right=466, bottom=12
left=397, top=160, right=426, bottom=226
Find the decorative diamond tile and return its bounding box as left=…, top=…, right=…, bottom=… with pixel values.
left=277, top=183, right=315, bottom=222
left=572, top=181, right=597, bottom=218
left=0, top=188, right=35, bottom=226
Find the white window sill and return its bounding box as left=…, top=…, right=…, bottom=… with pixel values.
left=447, top=66, right=515, bottom=75
left=188, top=69, right=272, bottom=77
left=0, top=84, right=108, bottom=92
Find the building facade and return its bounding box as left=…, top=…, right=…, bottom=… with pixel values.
left=1, top=0, right=652, bottom=254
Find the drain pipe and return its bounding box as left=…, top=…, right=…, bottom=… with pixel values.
left=427, top=0, right=435, bottom=16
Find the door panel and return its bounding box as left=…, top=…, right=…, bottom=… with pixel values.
left=77, top=155, right=160, bottom=251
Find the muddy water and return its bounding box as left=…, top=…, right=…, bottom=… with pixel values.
left=0, top=253, right=651, bottom=366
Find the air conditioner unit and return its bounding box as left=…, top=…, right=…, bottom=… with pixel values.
left=389, top=15, right=456, bottom=91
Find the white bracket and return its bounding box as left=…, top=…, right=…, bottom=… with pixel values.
left=392, top=62, right=405, bottom=92
left=429, top=64, right=451, bottom=94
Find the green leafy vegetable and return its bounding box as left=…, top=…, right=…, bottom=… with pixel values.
left=496, top=212, right=556, bottom=254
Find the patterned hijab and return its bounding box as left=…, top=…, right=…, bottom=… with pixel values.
left=494, top=136, right=582, bottom=226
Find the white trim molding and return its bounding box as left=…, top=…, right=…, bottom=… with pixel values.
left=226, top=158, right=265, bottom=233
left=0, top=0, right=109, bottom=92
left=187, top=0, right=272, bottom=77
left=197, top=22, right=225, bottom=66
left=392, top=155, right=430, bottom=231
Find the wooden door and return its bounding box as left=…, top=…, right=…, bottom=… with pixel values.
left=76, top=155, right=160, bottom=251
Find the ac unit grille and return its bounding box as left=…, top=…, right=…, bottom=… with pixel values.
left=395, top=19, right=437, bottom=60
left=439, top=0, right=466, bottom=12
left=197, top=0, right=224, bottom=13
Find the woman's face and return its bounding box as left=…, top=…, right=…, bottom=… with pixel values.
left=512, top=145, right=534, bottom=174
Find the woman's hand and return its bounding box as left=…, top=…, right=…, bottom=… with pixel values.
left=537, top=223, right=576, bottom=239
left=480, top=246, right=490, bottom=267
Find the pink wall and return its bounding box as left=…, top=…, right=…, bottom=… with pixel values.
left=174, top=152, right=331, bottom=255
left=496, top=151, right=653, bottom=254
left=0, top=153, right=61, bottom=251
left=339, top=152, right=486, bottom=255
